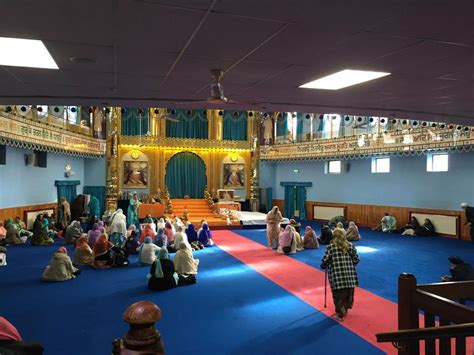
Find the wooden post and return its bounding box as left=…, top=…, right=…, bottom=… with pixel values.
left=398, top=273, right=420, bottom=354
left=112, top=300, right=165, bottom=354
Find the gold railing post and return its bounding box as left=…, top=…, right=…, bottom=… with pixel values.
left=106, top=107, right=120, bottom=210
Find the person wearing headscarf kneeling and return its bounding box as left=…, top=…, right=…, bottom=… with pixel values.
left=277, top=225, right=296, bottom=254
left=147, top=248, right=178, bottom=291
left=138, top=237, right=160, bottom=266
left=64, top=220, right=83, bottom=246
left=174, top=242, right=199, bottom=276
left=318, top=225, right=333, bottom=245
left=3, top=219, right=24, bottom=245
left=31, top=215, right=53, bottom=246
left=303, top=226, right=319, bottom=249
left=198, top=222, right=213, bottom=247
left=74, top=236, right=94, bottom=266
left=42, top=247, right=80, bottom=281
left=321, top=229, right=360, bottom=322
left=93, top=234, right=113, bottom=268
left=87, top=223, right=102, bottom=248
left=346, top=221, right=361, bottom=241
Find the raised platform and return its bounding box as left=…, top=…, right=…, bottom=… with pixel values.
left=169, top=199, right=238, bottom=229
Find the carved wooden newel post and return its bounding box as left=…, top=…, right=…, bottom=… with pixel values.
left=112, top=301, right=165, bottom=354
left=398, top=273, right=419, bottom=355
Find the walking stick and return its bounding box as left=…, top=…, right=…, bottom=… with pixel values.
left=324, top=269, right=328, bottom=308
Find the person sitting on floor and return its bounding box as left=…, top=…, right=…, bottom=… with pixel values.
left=400, top=216, right=420, bottom=235
left=73, top=236, right=94, bottom=266
left=157, top=217, right=166, bottom=230
left=173, top=226, right=189, bottom=251
left=147, top=248, right=178, bottom=291
left=64, top=220, right=82, bottom=246
left=87, top=223, right=102, bottom=248
left=173, top=217, right=185, bottom=232
left=335, top=221, right=346, bottom=233
left=126, top=224, right=137, bottom=238
left=329, top=215, right=346, bottom=229
left=303, top=226, right=319, bottom=249
left=277, top=225, right=296, bottom=255
left=109, top=209, right=127, bottom=246
left=138, top=237, right=161, bottom=266
left=111, top=246, right=129, bottom=267
left=143, top=214, right=154, bottom=224
left=0, top=221, right=6, bottom=243
left=0, top=246, right=6, bottom=266
left=164, top=221, right=176, bottom=247
left=198, top=222, right=213, bottom=247
left=289, top=225, right=304, bottom=251
left=319, top=225, right=333, bottom=245
left=124, top=230, right=140, bottom=255
left=174, top=242, right=199, bottom=277
left=154, top=228, right=167, bottom=248
left=186, top=223, right=198, bottom=243
left=42, top=247, right=80, bottom=281
left=14, top=216, right=32, bottom=238
left=42, top=214, right=57, bottom=240
left=415, top=218, right=436, bottom=236
left=441, top=256, right=474, bottom=282
left=3, top=219, right=25, bottom=245
left=92, top=234, right=113, bottom=268
left=346, top=221, right=361, bottom=241
left=321, top=228, right=360, bottom=322
left=140, top=224, right=156, bottom=244
left=0, top=316, right=44, bottom=354
left=373, top=213, right=397, bottom=233
left=31, top=214, right=53, bottom=246
left=289, top=219, right=301, bottom=234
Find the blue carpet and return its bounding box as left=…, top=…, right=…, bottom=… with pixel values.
left=1, top=239, right=383, bottom=355
left=234, top=222, right=474, bottom=303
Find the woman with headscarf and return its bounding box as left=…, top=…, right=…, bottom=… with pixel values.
left=140, top=224, right=156, bottom=244
left=127, top=193, right=140, bottom=227
left=42, top=247, right=80, bottom=281
left=277, top=225, right=296, bottom=254
left=156, top=217, right=166, bottom=231
left=319, top=225, right=333, bottom=245
left=303, top=226, right=319, bottom=249
left=198, top=222, right=213, bottom=247
left=289, top=225, right=304, bottom=251
left=173, top=226, right=189, bottom=250
left=87, top=215, right=98, bottom=233
left=147, top=248, right=178, bottom=291
left=346, top=221, right=361, bottom=241
left=73, top=236, right=94, bottom=266
left=174, top=242, right=199, bottom=276
left=87, top=223, right=102, bottom=248
left=88, top=195, right=101, bottom=220
left=266, top=206, right=283, bottom=249
left=186, top=223, right=198, bottom=243
left=415, top=218, right=436, bottom=236
left=0, top=221, right=6, bottom=242
left=3, top=219, right=24, bottom=245
left=93, top=234, right=113, bottom=268
left=0, top=317, right=45, bottom=354
left=59, top=197, right=71, bottom=227
left=321, top=229, right=360, bottom=322
left=31, top=214, right=53, bottom=246
left=123, top=229, right=140, bottom=255
left=110, top=209, right=127, bottom=246
left=154, top=228, right=167, bottom=248
left=138, top=237, right=160, bottom=266
left=126, top=224, right=137, bottom=238
left=164, top=221, right=175, bottom=245
left=64, top=220, right=83, bottom=245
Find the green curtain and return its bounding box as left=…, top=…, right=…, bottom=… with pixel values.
left=296, top=113, right=304, bottom=141
left=284, top=185, right=295, bottom=218
left=165, top=152, right=207, bottom=198
left=55, top=180, right=80, bottom=205
left=223, top=111, right=247, bottom=141
left=297, top=186, right=307, bottom=220
left=121, top=108, right=150, bottom=136
left=165, top=109, right=208, bottom=139
left=83, top=186, right=106, bottom=217
left=266, top=187, right=273, bottom=213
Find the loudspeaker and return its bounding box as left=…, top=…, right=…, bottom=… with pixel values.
left=0, top=145, right=5, bottom=165
left=34, top=150, right=47, bottom=168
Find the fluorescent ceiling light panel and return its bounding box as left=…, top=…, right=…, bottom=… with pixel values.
left=300, top=69, right=390, bottom=90
left=0, top=37, right=58, bottom=69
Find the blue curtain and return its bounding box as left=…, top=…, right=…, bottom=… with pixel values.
left=165, top=152, right=207, bottom=198
left=296, top=113, right=304, bottom=141
left=266, top=187, right=273, bottom=213
left=121, top=108, right=150, bottom=136
left=276, top=113, right=288, bottom=139
left=297, top=186, right=307, bottom=220
left=284, top=186, right=295, bottom=218
left=223, top=111, right=247, bottom=141
left=166, top=109, right=208, bottom=139
left=55, top=180, right=80, bottom=205
left=83, top=186, right=106, bottom=217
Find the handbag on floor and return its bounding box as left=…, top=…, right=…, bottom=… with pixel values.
left=282, top=235, right=294, bottom=254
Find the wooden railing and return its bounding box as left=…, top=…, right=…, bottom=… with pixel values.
left=376, top=273, right=474, bottom=354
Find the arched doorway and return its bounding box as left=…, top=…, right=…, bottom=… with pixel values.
left=165, top=152, right=207, bottom=198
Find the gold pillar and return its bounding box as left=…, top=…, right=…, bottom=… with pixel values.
left=105, top=107, right=120, bottom=210
left=209, top=109, right=223, bottom=141
left=249, top=111, right=260, bottom=211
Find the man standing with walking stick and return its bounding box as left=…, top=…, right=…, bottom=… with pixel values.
left=321, top=229, right=360, bottom=322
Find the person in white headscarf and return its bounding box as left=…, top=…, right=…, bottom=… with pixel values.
left=156, top=217, right=166, bottom=230
left=109, top=209, right=127, bottom=246
left=266, top=206, right=283, bottom=249
left=173, top=226, right=189, bottom=251
left=174, top=242, right=199, bottom=276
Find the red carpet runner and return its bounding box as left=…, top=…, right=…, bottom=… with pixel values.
left=214, top=230, right=398, bottom=354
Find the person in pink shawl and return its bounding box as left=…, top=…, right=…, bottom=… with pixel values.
left=164, top=221, right=175, bottom=245
left=277, top=225, right=296, bottom=254
left=303, top=226, right=319, bottom=249
left=266, top=206, right=283, bottom=249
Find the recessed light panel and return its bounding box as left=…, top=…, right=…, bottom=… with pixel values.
left=300, top=69, right=390, bottom=90
left=0, top=37, right=59, bottom=69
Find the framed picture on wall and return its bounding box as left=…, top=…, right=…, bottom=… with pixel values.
left=123, top=161, right=148, bottom=188
left=223, top=163, right=245, bottom=188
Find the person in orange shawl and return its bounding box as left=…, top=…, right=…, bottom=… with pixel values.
left=74, top=235, right=94, bottom=266
left=93, top=234, right=113, bottom=268
left=140, top=224, right=156, bottom=244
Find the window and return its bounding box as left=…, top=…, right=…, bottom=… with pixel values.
left=328, top=160, right=341, bottom=174
left=371, top=157, right=390, bottom=173
left=427, top=153, right=448, bottom=172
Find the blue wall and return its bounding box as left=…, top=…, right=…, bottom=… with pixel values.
left=84, top=157, right=106, bottom=186
left=0, top=146, right=85, bottom=208
left=259, top=151, right=474, bottom=211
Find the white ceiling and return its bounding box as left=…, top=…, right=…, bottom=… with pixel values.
left=0, top=0, right=473, bottom=124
